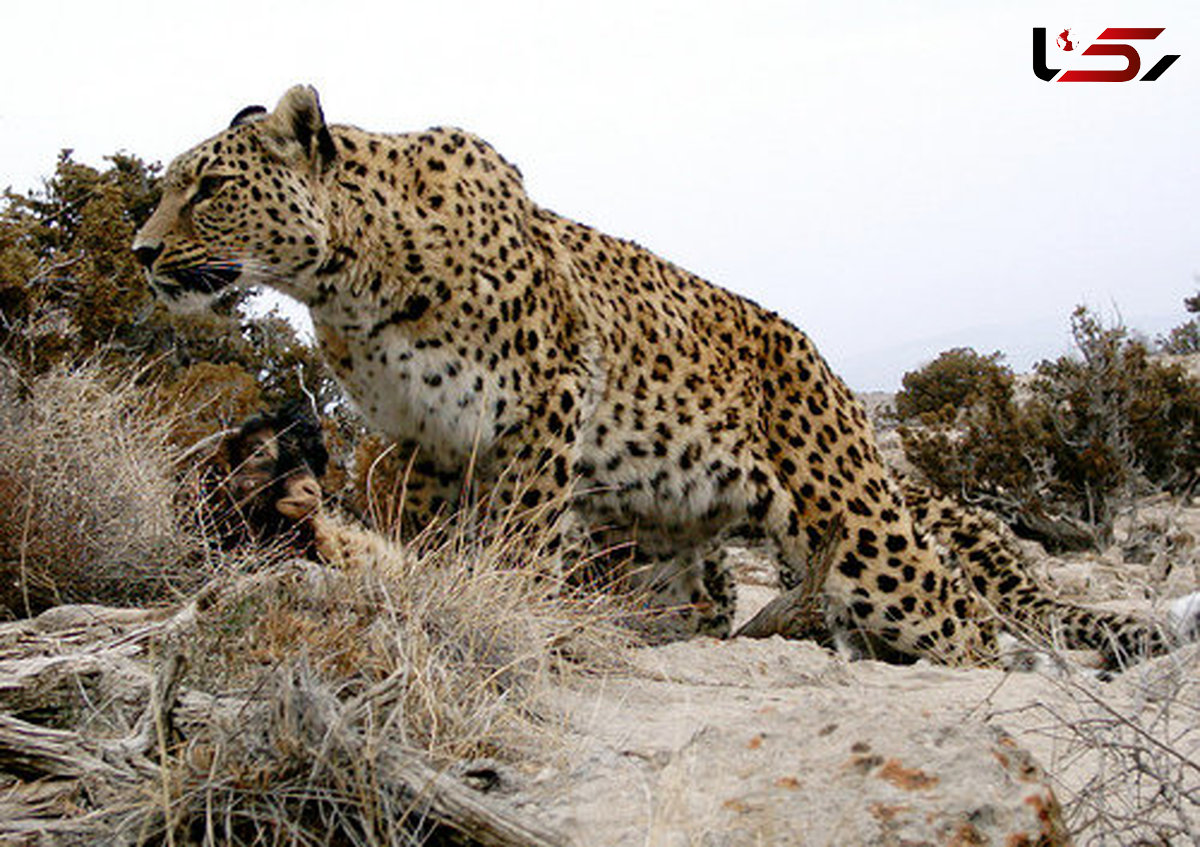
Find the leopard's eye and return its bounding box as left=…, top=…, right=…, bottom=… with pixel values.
left=193, top=174, right=233, bottom=204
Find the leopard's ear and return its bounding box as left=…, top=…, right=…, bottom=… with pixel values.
left=230, top=105, right=267, bottom=128
left=259, top=85, right=337, bottom=171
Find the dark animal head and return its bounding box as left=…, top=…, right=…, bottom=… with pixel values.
left=209, top=404, right=330, bottom=554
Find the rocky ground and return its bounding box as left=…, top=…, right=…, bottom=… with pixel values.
left=488, top=394, right=1200, bottom=845
left=2, top=513, right=1196, bottom=847
left=492, top=517, right=1200, bottom=846
left=518, top=639, right=1197, bottom=845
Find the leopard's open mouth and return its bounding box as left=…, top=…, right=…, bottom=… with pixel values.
left=158, top=264, right=242, bottom=296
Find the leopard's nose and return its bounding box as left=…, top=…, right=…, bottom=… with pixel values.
left=133, top=243, right=163, bottom=270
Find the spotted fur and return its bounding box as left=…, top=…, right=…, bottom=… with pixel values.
left=136, top=86, right=1173, bottom=665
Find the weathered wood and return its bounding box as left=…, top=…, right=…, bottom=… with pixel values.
left=0, top=712, right=124, bottom=780
left=0, top=586, right=573, bottom=847
left=1011, top=506, right=1098, bottom=553
left=735, top=586, right=831, bottom=641
left=736, top=514, right=842, bottom=643
left=381, top=753, right=567, bottom=847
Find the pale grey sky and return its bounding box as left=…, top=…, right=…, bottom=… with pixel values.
left=3, top=0, right=1197, bottom=388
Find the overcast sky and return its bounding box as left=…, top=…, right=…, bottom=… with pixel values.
left=3, top=0, right=1197, bottom=389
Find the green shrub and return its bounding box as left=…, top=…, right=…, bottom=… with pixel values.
left=900, top=307, right=1200, bottom=548
left=1157, top=289, right=1200, bottom=354
left=894, top=348, right=1013, bottom=423
left=1159, top=320, right=1200, bottom=354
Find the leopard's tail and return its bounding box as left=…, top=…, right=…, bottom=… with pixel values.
left=902, top=480, right=1176, bottom=668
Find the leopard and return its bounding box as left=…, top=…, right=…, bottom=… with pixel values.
left=134, top=85, right=1183, bottom=667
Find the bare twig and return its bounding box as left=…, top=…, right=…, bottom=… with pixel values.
left=735, top=514, right=843, bottom=641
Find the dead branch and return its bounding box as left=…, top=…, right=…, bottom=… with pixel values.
left=735, top=514, right=842, bottom=642
left=0, top=577, right=573, bottom=847
left=0, top=712, right=126, bottom=780
left=376, top=749, right=567, bottom=847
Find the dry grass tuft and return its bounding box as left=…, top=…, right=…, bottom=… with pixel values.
left=0, top=356, right=204, bottom=616
left=190, top=515, right=631, bottom=764
left=149, top=519, right=630, bottom=845
left=0, top=421, right=632, bottom=844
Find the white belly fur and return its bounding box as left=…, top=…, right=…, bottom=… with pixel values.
left=316, top=320, right=510, bottom=464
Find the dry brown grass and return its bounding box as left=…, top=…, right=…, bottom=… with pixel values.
left=0, top=519, right=630, bottom=845
left=0, top=356, right=205, bottom=616
left=191, top=511, right=630, bottom=759
left=0, top=365, right=632, bottom=843
left=149, top=515, right=629, bottom=845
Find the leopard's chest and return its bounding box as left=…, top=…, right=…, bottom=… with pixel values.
left=314, top=320, right=511, bottom=464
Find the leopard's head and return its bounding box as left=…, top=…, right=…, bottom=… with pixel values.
left=133, top=85, right=338, bottom=311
